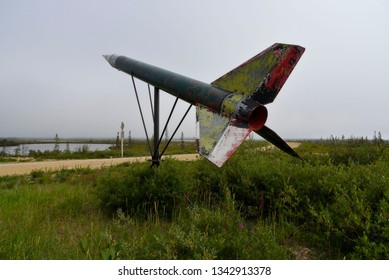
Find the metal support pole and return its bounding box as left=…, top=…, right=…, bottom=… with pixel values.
left=152, top=87, right=160, bottom=167
left=131, top=74, right=153, bottom=156
left=148, top=84, right=154, bottom=119
left=160, top=104, right=192, bottom=157
left=155, top=97, right=179, bottom=158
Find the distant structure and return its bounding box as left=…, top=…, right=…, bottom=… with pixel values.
left=120, top=122, right=125, bottom=157
left=54, top=133, right=60, bottom=152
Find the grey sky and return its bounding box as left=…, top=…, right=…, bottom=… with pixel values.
left=1, top=0, right=388, bottom=139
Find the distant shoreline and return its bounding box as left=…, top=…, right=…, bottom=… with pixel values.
left=1, top=137, right=198, bottom=146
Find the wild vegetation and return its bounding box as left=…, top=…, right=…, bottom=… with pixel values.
left=0, top=138, right=388, bottom=259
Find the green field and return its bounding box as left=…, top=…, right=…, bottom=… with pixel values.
left=0, top=139, right=388, bottom=259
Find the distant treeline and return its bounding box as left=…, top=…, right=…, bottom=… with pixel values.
left=0, top=139, right=21, bottom=147
left=0, top=137, right=197, bottom=146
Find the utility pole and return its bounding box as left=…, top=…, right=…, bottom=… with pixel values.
left=120, top=122, right=125, bottom=157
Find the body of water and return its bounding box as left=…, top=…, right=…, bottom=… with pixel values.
left=2, top=143, right=112, bottom=156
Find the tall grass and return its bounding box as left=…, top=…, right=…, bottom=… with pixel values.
left=0, top=139, right=388, bottom=259
left=0, top=170, right=109, bottom=259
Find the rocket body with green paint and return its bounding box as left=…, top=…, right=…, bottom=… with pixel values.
left=104, top=43, right=305, bottom=167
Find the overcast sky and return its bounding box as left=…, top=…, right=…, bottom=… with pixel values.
left=1, top=0, right=388, bottom=140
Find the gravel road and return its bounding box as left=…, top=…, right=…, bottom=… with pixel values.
left=0, top=142, right=300, bottom=176
left=0, top=154, right=199, bottom=176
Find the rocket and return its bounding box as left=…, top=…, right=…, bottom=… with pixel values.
left=104, top=43, right=305, bottom=167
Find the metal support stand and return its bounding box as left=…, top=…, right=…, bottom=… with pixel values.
left=131, top=74, right=153, bottom=156
left=151, top=87, right=160, bottom=167
left=130, top=75, right=192, bottom=168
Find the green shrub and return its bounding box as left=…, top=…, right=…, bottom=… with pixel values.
left=95, top=160, right=193, bottom=219
left=203, top=141, right=389, bottom=259
left=113, top=190, right=288, bottom=260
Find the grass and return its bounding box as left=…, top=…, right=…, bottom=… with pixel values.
left=0, top=138, right=388, bottom=259
left=0, top=169, right=108, bottom=259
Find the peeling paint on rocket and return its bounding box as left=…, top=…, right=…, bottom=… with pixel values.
left=104, top=42, right=305, bottom=167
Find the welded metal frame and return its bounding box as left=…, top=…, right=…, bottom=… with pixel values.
left=130, top=74, right=192, bottom=167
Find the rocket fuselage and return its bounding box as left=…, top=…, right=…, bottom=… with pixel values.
left=105, top=55, right=229, bottom=112
left=104, top=54, right=268, bottom=130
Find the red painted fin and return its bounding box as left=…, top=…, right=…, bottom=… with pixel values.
left=211, top=43, right=305, bottom=105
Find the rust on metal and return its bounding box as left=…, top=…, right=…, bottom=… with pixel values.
left=104, top=42, right=305, bottom=167
left=211, top=43, right=305, bottom=104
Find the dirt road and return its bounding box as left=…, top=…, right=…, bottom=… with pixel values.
left=0, top=154, right=199, bottom=176
left=258, top=141, right=301, bottom=151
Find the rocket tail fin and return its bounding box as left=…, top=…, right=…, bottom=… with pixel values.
left=255, top=125, right=302, bottom=159
left=196, top=104, right=251, bottom=167
left=211, top=43, right=305, bottom=105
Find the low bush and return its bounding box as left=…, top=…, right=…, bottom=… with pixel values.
left=108, top=190, right=289, bottom=260
left=95, top=159, right=194, bottom=219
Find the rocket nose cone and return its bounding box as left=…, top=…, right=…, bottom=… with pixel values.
left=103, top=54, right=118, bottom=68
